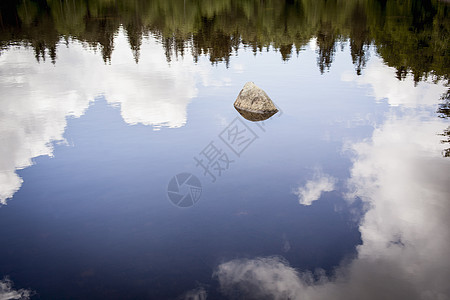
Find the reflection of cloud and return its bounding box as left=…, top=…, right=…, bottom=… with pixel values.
left=341, top=56, right=447, bottom=108
left=343, top=112, right=450, bottom=300
left=0, top=48, right=92, bottom=205
left=282, top=233, right=291, bottom=253
left=214, top=257, right=308, bottom=300
left=232, top=63, right=245, bottom=74
left=308, top=38, right=318, bottom=51
left=0, top=29, right=207, bottom=205
left=0, top=277, right=32, bottom=300
left=105, top=31, right=201, bottom=128
left=0, top=173, right=22, bottom=206
left=293, top=171, right=336, bottom=205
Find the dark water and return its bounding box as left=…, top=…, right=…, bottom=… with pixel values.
left=0, top=1, right=449, bottom=299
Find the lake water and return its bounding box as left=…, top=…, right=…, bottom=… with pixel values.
left=0, top=1, right=449, bottom=299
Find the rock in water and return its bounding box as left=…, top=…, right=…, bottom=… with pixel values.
left=234, top=82, right=278, bottom=114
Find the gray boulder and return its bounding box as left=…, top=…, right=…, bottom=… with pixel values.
left=233, top=82, right=278, bottom=114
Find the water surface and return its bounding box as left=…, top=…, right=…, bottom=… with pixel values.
left=0, top=1, right=449, bottom=299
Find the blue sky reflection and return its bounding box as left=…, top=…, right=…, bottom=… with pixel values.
left=0, top=30, right=448, bottom=299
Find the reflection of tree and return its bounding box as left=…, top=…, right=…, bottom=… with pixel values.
left=126, top=21, right=143, bottom=63
left=349, top=2, right=370, bottom=76
left=191, top=17, right=239, bottom=66
left=0, top=0, right=448, bottom=81
left=441, top=127, right=450, bottom=158
left=316, top=21, right=337, bottom=74
left=438, top=89, right=450, bottom=157
left=438, top=89, right=450, bottom=119
left=373, top=0, right=449, bottom=83
left=82, top=17, right=118, bottom=63
left=0, top=0, right=60, bottom=63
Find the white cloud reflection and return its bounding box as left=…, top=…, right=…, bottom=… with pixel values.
left=214, top=256, right=310, bottom=300
left=0, top=29, right=207, bottom=205
left=179, top=287, right=207, bottom=300
left=0, top=48, right=92, bottom=204
left=105, top=33, right=201, bottom=128
left=341, top=56, right=446, bottom=108
left=214, top=57, right=450, bottom=299
left=293, top=171, right=336, bottom=206
left=0, top=277, right=32, bottom=300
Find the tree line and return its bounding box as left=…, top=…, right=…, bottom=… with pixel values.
left=0, top=0, right=448, bottom=82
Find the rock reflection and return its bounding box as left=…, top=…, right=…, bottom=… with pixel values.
left=234, top=107, right=278, bottom=122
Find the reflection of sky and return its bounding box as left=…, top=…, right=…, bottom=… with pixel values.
left=0, top=29, right=211, bottom=205
left=0, top=35, right=449, bottom=299
left=216, top=114, right=450, bottom=300
left=214, top=51, right=450, bottom=300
